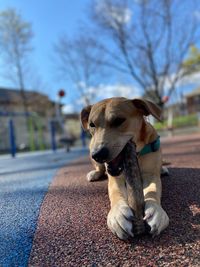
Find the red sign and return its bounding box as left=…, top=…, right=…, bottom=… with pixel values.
left=162, top=96, right=169, bottom=103
left=58, top=89, right=65, bottom=97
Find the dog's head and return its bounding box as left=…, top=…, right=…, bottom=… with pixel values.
left=81, top=97, right=161, bottom=176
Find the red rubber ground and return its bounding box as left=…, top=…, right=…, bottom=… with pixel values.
left=29, top=134, right=200, bottom=266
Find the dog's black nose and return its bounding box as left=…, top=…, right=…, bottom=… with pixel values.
left=92, top=147, right=109, bottom=163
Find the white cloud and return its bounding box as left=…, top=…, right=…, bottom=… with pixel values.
left=62, top=81, right=144, bottom=113
left=68, top=83, right=141, bottom=110
left=108, top=6, right=131, bottom=24
left=178, top=72, right=200, bottom=86
left=96, top=1, right=132, bottom=29
left=156, top=71, right=200, bottom=96
left=73, top=72, right=200, bottom=110
left=86, top=83, right=140, bottom=103
left=62, top=104, right=76, bottom=114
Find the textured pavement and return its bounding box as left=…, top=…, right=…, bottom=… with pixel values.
left=0, top=148, right=88, bottom=267
left=29, top=134, right=200, bottom=267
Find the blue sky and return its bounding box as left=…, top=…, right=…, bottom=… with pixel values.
left=0, top=0, right=138, bottom=112
left=0, top=0, right=91, bottom=109
left=0, top=0, right=200, bottom=112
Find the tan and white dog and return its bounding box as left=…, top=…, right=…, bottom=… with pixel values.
left=81, top=97, right=169, bottom=240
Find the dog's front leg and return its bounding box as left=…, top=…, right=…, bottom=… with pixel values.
left=143, top=174, right=169, bottom=236
left=107, top=174, right=134, bottom=240
left=87, top=159, right=106, bottom=182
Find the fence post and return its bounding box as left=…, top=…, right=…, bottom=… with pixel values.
left=28, top=116, right=35, bottom=151
left=9, top=119, right=16, bottom=157
left=198, top=112, right=200, bottom=128
left=50, top=120, right=56, bottom=152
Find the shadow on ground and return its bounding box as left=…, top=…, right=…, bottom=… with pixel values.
left=161, top=167, right=200, bottom=245
left=7, top=167, right=199, bottom=245
left=28, top=164, right=200, bottom=266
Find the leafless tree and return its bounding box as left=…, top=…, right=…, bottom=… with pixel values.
left=0, top=8, right=33, bottom=113
left=54, top=34, right=107, bottom=106
left=89, top=0, right=200, bottom=107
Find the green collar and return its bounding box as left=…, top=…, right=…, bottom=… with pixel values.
left=138, top=136, right=160, bottom=156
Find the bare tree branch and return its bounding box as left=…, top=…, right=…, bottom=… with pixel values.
left=89, top=0, right=200, bottom=107
left=54, top=35, right=108, bottom=106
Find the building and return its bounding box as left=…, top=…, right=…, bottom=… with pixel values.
left=185, top=87, right=200, bottom=114
left=0, top=87, right=57, bottom=152
left=0, top=87, right=56, bottom=116
left=163, top=101, right=188, bottom=119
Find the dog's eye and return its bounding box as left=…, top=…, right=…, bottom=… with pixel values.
left=110, top=117, right=126, bottom=127
left=89, top=122, right=95, bottom=128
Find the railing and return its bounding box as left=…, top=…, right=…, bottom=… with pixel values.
left=0, top=112, right=87, bottom=157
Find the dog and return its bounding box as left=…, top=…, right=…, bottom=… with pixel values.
left=81, top=97, right=169, bottom=240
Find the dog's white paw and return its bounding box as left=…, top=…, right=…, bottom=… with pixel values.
left=87, top=170, right=103, bottom=182
left=144, top=201, right=169, bottom=236
left=161, top=166, right=169, bottom=176
left=107, top=201, right=134, bottom=240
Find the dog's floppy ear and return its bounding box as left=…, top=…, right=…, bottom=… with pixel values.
left=132, top=98, right=162, bottom=121
left=80, top=105, right=92, bottom=130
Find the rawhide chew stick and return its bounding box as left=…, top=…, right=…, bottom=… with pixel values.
left=123, top=141, right=146, bottom=235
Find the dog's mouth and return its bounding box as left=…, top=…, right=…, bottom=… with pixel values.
left=106, top=145, right=127, bottom=176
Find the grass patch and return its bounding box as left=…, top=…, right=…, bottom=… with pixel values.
left=154, top=113, right=198, bottom=130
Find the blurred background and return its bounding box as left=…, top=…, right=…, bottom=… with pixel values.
left=0, top=0, right=200, bottom=156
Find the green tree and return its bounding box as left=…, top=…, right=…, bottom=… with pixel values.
left=182, top=45, right=200, bottom=74
left=0, top=8, right=33, bottom=113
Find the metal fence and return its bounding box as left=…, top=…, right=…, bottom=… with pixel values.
left=0, top=111, right=89, bottom=157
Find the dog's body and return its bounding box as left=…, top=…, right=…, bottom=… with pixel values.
left=81, top=97, right=169, bottom=240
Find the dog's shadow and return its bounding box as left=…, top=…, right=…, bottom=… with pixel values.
left=148, top=167, right=200, bottom=246
left=88, top=166, right=200, bottom=246
left=90, top=166, right=200, bottom=246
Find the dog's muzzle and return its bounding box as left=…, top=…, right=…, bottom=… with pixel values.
left=91, top=147, right=109, bottom=163
left=106, top=145, right=127, bottom=176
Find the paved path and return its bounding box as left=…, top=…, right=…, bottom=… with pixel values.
left=0, top=148, right=88, bottom=267
left=28, top=134, right=200, bottom=267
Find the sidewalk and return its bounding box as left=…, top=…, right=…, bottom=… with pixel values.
left=0, top=146, right=87, bottom=160
left=28, top=134, right=200, bottom=266
left=0, top=148, right=88, bottom=267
